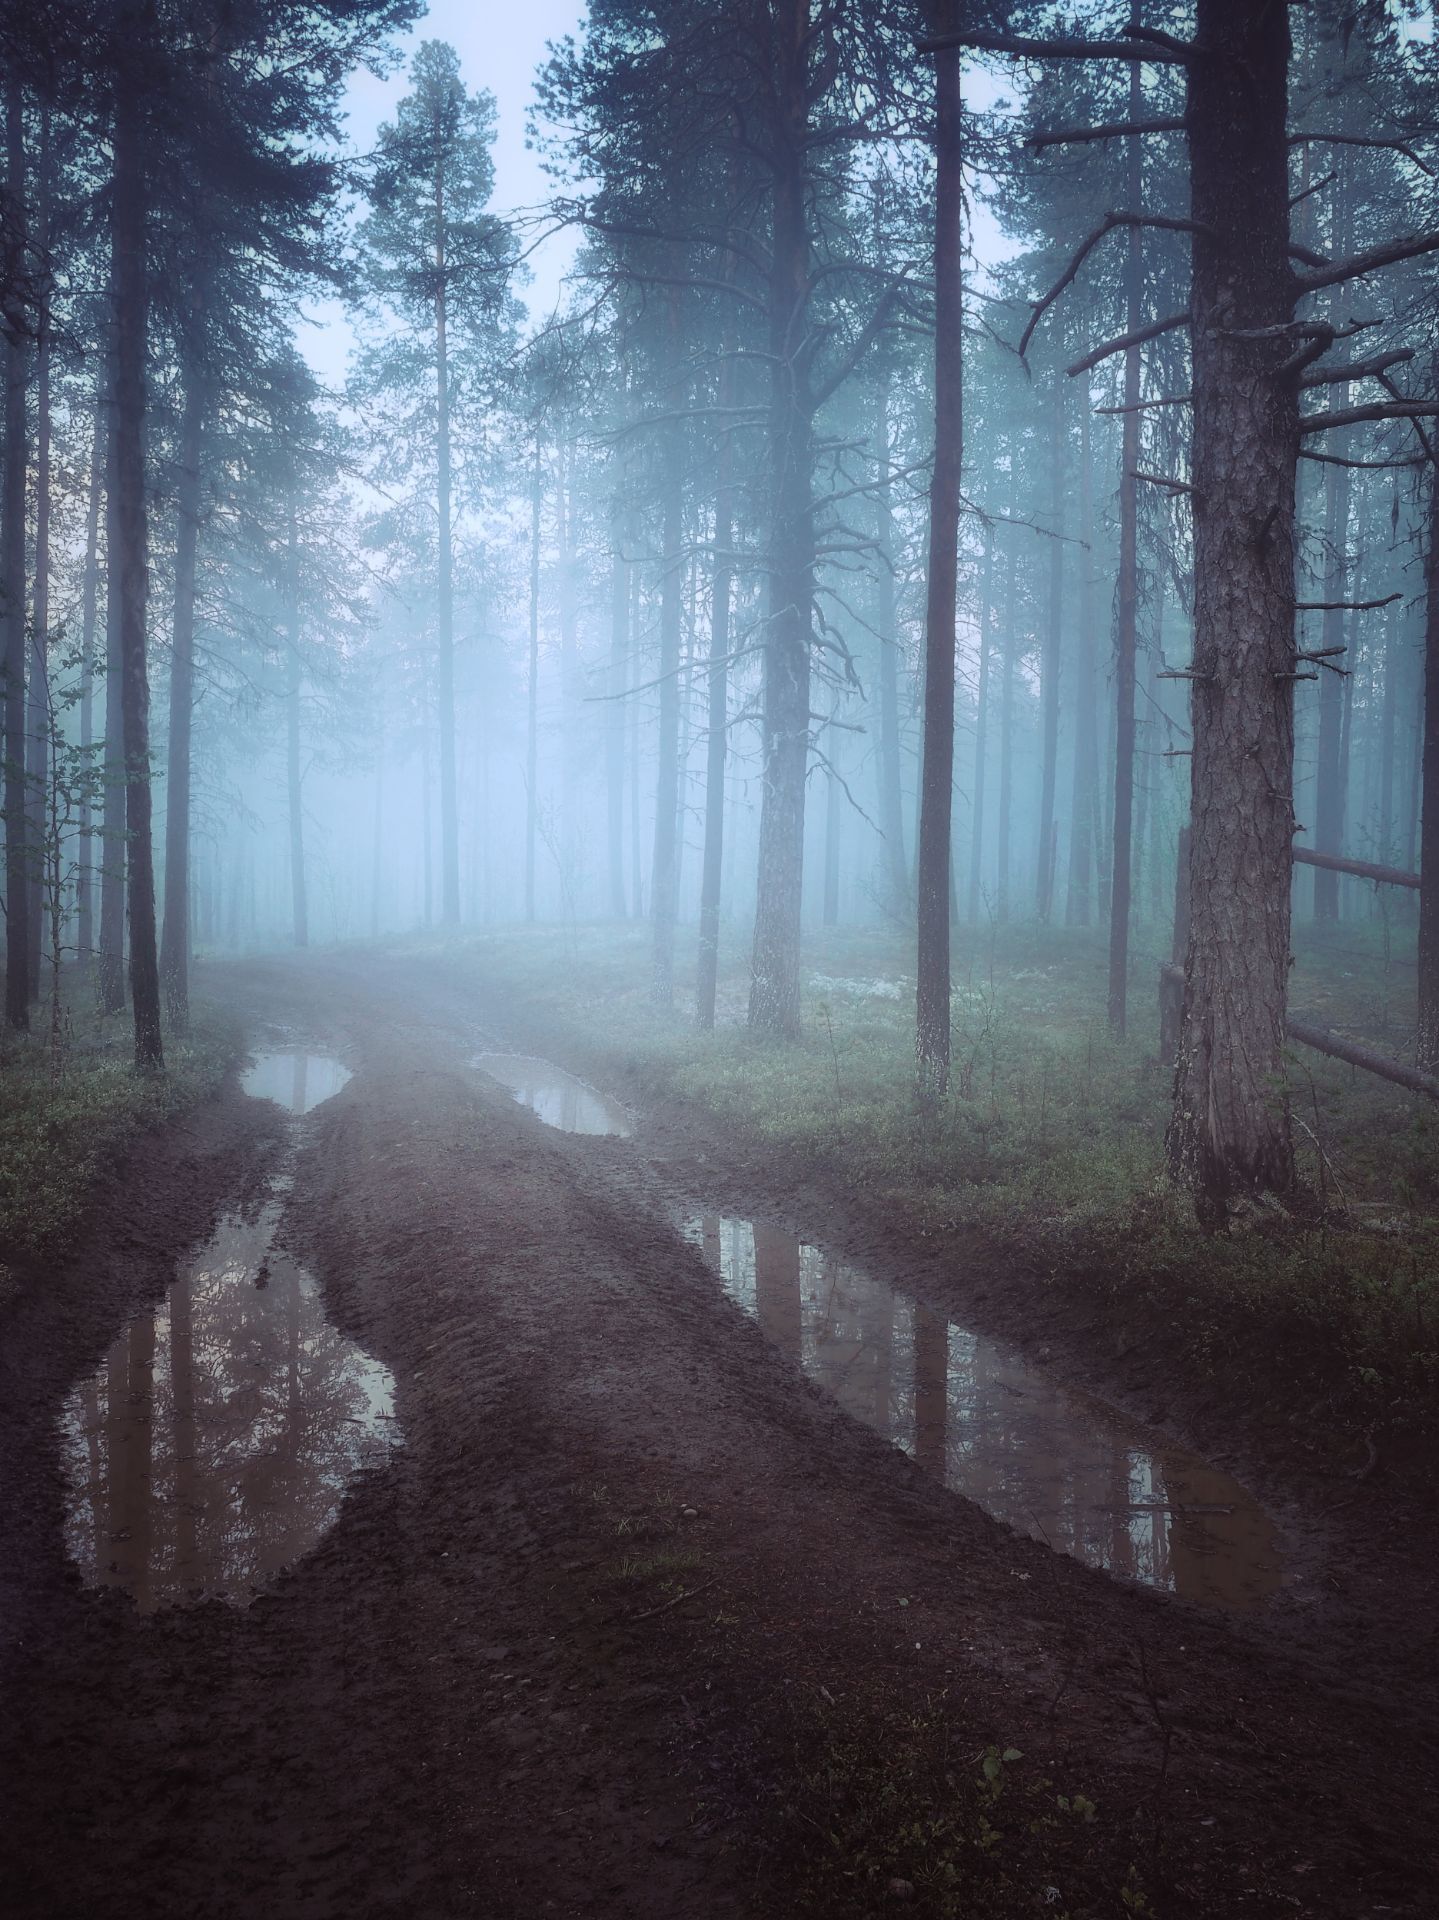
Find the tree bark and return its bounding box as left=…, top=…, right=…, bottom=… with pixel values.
left=695, top=403, right=736, bottom=1030
left=1167, top=0, right=1299, bottom=1215
left=1417, top=456, right=1439, bottom=1069
left=77, top=389, right=104, bottom=963
left=1107, top=57, right=1143, bottom=1036
left=434, top=176, right=459, bottom=926
left=748, top=0, right=813, bottom=1040
left=1036, top=372, right=1064, bottom=920
left=159, top=347, right=204, bottom=1026
left=966, top=521, right=993, bottom=924
left=916, top=6, right=962, bottom=1097
left=112, top=45, right=163, bottom=1070
left=873, top=375, right=908, bottom=915
left=525, top=433, right=541, bottom=922
left=1066, top=395, right=1099, bottom=925
left=285, top=509, right=307, bottom=950
left=98, top=345, right=127, bottom=1016
left=2, top=72, right=29, bottom=1028
left=25, top=109, right=51, bottom=1000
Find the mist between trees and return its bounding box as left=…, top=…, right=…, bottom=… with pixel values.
left=2, top=0, right=1438, bottom=1226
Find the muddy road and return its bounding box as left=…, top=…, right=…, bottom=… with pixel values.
left=3, top=948, right=1436, bottom=1919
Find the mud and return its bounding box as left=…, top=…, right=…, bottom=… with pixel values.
left=2, top=944, right=1437, bottom=1920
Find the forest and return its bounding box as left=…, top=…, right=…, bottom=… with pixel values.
left=2, top=2, right=1439, bottom=1917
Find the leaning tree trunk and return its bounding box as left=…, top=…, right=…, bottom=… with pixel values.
left=1166, top=0, right=1299, bottom=1216
left=748, top=0, right=813, bottom=1040
left=159, top=349, right=203, bottom=1027
left=112, top=54, right=162, bottom=1071
left=915, top=3, right=962, bottom=1098
left=1107, top=58, right=1143, bottom=1036
left=3, top=73, right=29, bottom=1028
left=1417, top=454, right=1439, bottom=1069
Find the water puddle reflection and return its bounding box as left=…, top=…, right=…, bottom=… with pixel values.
left=60, top=1194, right=396, bottom=1612
left=474, top=1053, right=631, bottom=1137
left=681, top=1213, right=1285, bottom=1612
left=242, top=1051, right=351, bottom=1115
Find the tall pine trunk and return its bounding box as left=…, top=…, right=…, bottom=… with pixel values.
left=607, top=464, right=629, bottom=918
left=77, top=389, right=104, bottom=962
left=1066, top=395, right=1099, bottom=925
left=434, top=197, right=459, bottom=926
left=1417, top=458, right=1439, bottom=1068
left=1107, top=58, right=1143, bottom=1035
left=748, top=0, right=813, bottom=1039
left=695, top=400, right=736, bottom=1030
left=1167, top=0, right=1299, bottom=1213
left=159, top=350, right=204, bottom=1025
left=650, top=407, right=684, bottom=1006
left=3, top=73, right=29, bottom=1028
left=525, top=434, right=540, bottom=921
left=873, top=376, right=908, bottom=914
left=25, top=109, right=51, bottom=999
left=112, top=48, right=162, bottom=1070
left=285, top=510, right=307, bottom=950
left=1036, top=370, right=1064, bottom=921
left=916, top=7, right=962, bottom=1096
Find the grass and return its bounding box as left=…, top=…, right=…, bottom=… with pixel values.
left=0, top=995, right=242, bottom=1285
left=437, top=912, right=1439, bottom=1476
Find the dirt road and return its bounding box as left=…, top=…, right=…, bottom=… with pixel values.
left=3, top=947, right=1436, bottom=1918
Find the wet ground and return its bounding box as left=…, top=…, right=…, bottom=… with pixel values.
left=3, top=946, right=1437, bottom=1919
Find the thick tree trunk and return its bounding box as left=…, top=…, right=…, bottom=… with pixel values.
left=98, top=356, right=127, bottom=1015
left=3, top=74, right=29, bottom=1028
left=1036, top=370, right=1064, bottom=921
left=1107, top=59, right=1143, bottom=1035
left=916, top=10, right=962, bottom=1097
left=77, top=391, right=104, bottom=962
left=1417, top=463, right=1439, bottom=1069
left=112, top=56, right=163, bottom=1070
left=285, top=511, right=307, bottom=950
left=1066, top=397, right=1099, bottom=926
left=695, top=412, right=735, bottom=1030
left=1167, top=0, right=1299, bottom=1215
left=748, top=0, right=813, bottom=1039
left=159, top=351, right=203, bottom=1027
left=434, top=261, right=459, bottom=926
left=25, top=110, right=51, bottom=1000
left=873, top=376, right=908, bottom=915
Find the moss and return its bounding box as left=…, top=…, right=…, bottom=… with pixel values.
left=0, top=998, right=242, bottom=1275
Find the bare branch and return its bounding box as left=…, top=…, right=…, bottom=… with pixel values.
left=1299, top=400, right=1439, bottom=435
left=1020, top=212, right=1205, bottom=359
left=1027, top=116, right=1186, bottom=150
left=1289, top=131, right=1436, bottom=179
left=1133, top=469, right=1195, bottom=495
left=1295, top=592, right=1402, bottom=612
left=917, top=28, right=1190, bottom=63
left=1067, top=308, right=1188, bottom=377
left=1299, top=229, right=1439, bottom=295
left=1300, top=447, right=1425, bottom=469
left=1298, top=347, right=1415, bottom=388
left=1096, top=391, right=1191, bottom=414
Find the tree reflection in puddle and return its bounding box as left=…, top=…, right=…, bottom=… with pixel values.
left=473, top=1053, right=631, bottom=1136
left=682, top=1213, right=1285, bottom=1612
left=60, top=1199, right=396, bottom=1612
left=242, top=1051, right=351, bottom=1115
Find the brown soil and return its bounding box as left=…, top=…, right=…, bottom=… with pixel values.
left=2, top=945, right=1436, bottom=1920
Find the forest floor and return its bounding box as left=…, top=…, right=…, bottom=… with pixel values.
left=3, top=936, right=1437, bottom=1919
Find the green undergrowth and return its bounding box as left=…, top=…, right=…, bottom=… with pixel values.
left=441, top=916, right=1439, bottom=1476
left=766, top=1691, right=1150, bottom=1920
left=0, top=997, right=241, bottom=1282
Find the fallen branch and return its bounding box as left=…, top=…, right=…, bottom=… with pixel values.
left=631, top=1577, right=717, bottom=1623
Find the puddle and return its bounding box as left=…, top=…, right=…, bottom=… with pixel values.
left=474, top=1053, right=631, bottom=1137
left=242, top=1051, right=351, bottom=1115
left=59, top=1194, right=397, bottom=1612
left=680, top=1214, right=1285, bottom=1612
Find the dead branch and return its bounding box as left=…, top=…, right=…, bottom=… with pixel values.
left=1132, top=469, right=1195, bottom=495
left=1067, top=308, right=1188, bottom=377
left=1300, top=228, right=1439, bottom=294
left=918, top=28, right=1190, bottom=63
left=1289, top=131, right=1436, bottom=179
left=1295, top=592, right=1401, bottom=611
left=1297, top=348, right=1415, bottom=388
left=1096, top=391, right=1191, bottom=414
left=1020, top=211, right=1206, bottom=359
left=1299, top=401, right=1439, bottom=435
left=1027, top=115, right=1186, bottom=149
